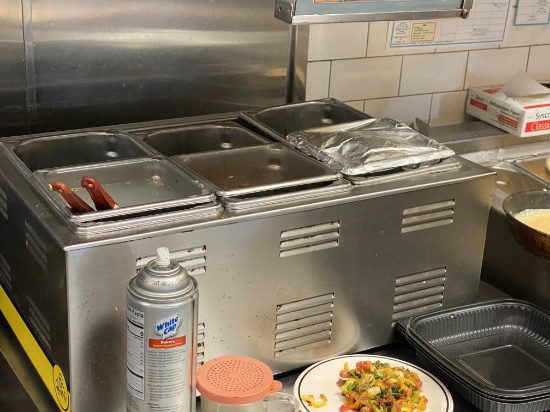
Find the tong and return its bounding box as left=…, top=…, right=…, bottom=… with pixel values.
left=50, top=182, right=94, bottom=213
left=81, top=176, right=119, bottom=211
left=51, top=177, right=119, bottom=213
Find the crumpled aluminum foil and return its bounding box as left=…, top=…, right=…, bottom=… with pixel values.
left=286, top=118, right=456, bottom=176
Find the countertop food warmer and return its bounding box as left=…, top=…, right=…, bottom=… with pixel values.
left=0, top=101, right=494, bottom=411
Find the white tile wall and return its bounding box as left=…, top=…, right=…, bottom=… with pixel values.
left=330, top=56, right=402, bottom=101
left=363, top=95, right=432, bottom=125
left=464, top=47, right=529, bottom=89
left=527, top=45, right=550, bottom=81
left=308, top=23, right=369, bottom=61
left=430, top=91, right=471, bottom=126
left=400, top=52, right=467, bottom=95
left=305, top=61, right=331, bottom=100
left=342, top=100, right=365, bottom=111
left=305, top=4, right=550, bottom=127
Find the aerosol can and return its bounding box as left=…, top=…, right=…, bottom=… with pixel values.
left=126, top=247, right=198, bottom=412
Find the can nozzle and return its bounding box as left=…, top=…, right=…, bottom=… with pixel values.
left=156, top=247, right=171, bottom=267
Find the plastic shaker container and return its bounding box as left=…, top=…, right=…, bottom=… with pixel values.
left=197, top=356, right=300, bottom=412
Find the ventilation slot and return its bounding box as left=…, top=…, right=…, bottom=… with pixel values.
left=392, top=267, right=446, bottom=321
left=0, top=252, right=12, bottom=292
left=197, top=322, right=205, bottom=369
left=280, top=221, right=340, bottom=258
left=136, top=246, right=207, bottom=276
left=0, top=186, right=7, bottom=221
left=28, top=298, right=51, bottom=352
left=401, top=200, right=455, bottom=233
left=274, top=293, right=334, bottom=357
left=25, top=221, right=47, bottom=272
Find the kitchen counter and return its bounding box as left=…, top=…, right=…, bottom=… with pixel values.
left=1, top=280, right=509, bottom=412
left=0, top=311, right=480, bottom=412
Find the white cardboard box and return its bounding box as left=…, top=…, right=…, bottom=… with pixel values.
left=466, top=85, right=550, bottom=137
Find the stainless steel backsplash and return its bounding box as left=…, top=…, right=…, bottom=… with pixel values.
left=0, top=0, right=307, bottom=136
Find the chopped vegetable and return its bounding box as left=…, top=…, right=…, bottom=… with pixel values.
left=337, top=360, right=428, bottom=412
left=300, top=394, right=328, bottom=408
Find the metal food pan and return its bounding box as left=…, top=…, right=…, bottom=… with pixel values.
left=33, top=157, right=215, bottom=223
left=66, top=202, right=223, bottom=235
left=0, top=130, right=155, bottom=172
left=240, top=98, right=371, bottom=142
left=406, top=299, right=550, bottom=403
left=221, top=179, right=352, bottom=210
left=171, top=143, right=342, bottom=197
left=133, top=121, right=270, bottom=156
left=513, top=155, right=550, bottom=186
left=345, top=157, right=462, bottom=186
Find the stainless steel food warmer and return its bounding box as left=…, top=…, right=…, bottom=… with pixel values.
left=0, top=101, right=494, bottom=412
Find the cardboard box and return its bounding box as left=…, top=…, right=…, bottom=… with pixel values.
left=466, top=84, right=550, bottom=137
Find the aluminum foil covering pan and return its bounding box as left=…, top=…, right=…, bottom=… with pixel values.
left=405, top=299, right=550, bottom=412
left=286, top=118, right=456, bottom=176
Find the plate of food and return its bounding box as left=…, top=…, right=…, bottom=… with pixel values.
left=293, top=355, right=453, bottom=412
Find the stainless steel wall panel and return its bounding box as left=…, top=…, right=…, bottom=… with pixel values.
left=0, top=1, right=27, bottom=136
left=29, top=0, right=298, bottom=132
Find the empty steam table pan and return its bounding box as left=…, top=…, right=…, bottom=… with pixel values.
left=513, top=155, right=550, bottom=186
left=0, top=130, right=156, bottom=173
left=33, top=157, right=216, bottom=223
left=131, top=121, right=271, bottom=156
left=240, top=98, right=371, bottom=142
left=171, top=143, right=342, bottom=198
left=405, top=299, right=550, bottom=412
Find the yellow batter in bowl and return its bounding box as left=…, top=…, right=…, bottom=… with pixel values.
left=515, top=209, right=550, bottom=235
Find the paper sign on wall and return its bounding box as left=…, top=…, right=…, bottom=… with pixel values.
left=514, top=0, right=550, bottom=26
left=387, top=0, right=510, bottom=49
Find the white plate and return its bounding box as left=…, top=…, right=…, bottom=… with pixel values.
left=293, top=355, right=453, bottom=412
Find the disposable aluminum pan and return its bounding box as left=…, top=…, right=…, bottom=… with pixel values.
left=170, top=143, right=342, bottom=198
left=405, top=299, right=550, bottom=411
left=33, top=157, right=216, bottom=224
left=132, top=121, right=271, bottom=156
left=409, top=341, right=550, bottom=412
left=240, top=98, right=371, bottom=143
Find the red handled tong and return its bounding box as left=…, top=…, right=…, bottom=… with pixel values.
left=51, top=182, right=94, bottom=213
left=81, top=176, right=119, bottom=211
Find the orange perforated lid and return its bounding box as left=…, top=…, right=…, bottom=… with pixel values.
left=196, top=356, right=282, bottom=405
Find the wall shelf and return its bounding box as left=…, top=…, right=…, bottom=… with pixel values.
left=275, top=0, right=473, bottom=24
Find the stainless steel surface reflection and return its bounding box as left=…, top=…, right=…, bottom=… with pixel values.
left=0, top=0, right=308, bottom=135
left=31, top=0, right=296, bottom=131
left=0, top=0, right=27, bottom=136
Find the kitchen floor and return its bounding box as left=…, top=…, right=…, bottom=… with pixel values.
left=0, top=353, right=38, bottom=411
left=0, top=313, right=56, bottom=412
